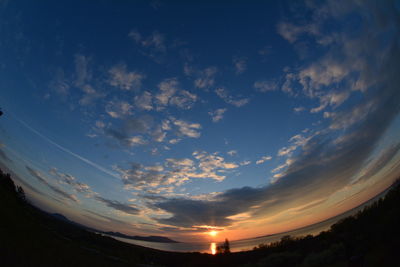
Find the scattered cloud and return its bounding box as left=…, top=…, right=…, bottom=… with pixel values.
left=294, top=106, right=305, bottom=113
left=49, top=168, right=94, bottom=197
left=155, top=78, right=197, bottom=110
left=104, top=116, right=152, bottom=147
left=256, top=155, right=272, bottom=165
left=169, top=117, right=201, bottom=138
left=49, top=69, right=70, bottom=96
left=277, top=21, right=318, bottom=43
left=129, top=30, right=166, bottom=52
left=240, top=160, right=251, bottom=166
left=215, top=88, right=250, bottom=107
left=116, top=151, right=239, bottom=194
left=208, top=108, right=227, bottom=123
left=194, top=66, right=218, bottom=89
left=227, top=150, right=237, bottom=156
left=233, top=56, right=247, bottom=74
left=254, top=80, right=278, bottom=92
left=108, top=63, right=145, bottom=91
left=134, top=91, right=153, bottom=111
left=105, top=100, right=133, bottom=118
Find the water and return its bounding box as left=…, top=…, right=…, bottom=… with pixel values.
left=103, top=188, right=389, bottom=253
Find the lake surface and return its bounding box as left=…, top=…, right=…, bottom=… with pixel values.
left=103, top=188, right=389, bottom=254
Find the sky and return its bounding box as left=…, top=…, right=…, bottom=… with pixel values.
left=0, top=0, right=400, bottom=243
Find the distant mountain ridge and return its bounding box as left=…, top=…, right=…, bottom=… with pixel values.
left=50, top=213, right=178, bottom=243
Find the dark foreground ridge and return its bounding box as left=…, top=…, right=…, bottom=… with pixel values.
left=0, top=168, right=399, bottom=266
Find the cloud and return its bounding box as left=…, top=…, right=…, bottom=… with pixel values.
left=128, top=30, right=167, bottom=62
left=169, top=117, right=201, bottom=138
left=155, top=78, right=197, bottom=110
left=78, top=85, right=104, bottom=106
left=95, top=195, right=140, bottom=215
left=26, top=166, right=78, bottom=202
left=294, top=106, right=305, bottom=113
left=352, top=143, right=400, bottom=185
left=324, top=100, right=376, bottom=130
left=254, top=80, right=278, bottom=92
left=208, top=108, right=227, bottom=123
left=105, top=129, right=147, bottom=147
left=240, top=160, right=251, bottom=166
left=49, top=168, right=94, bottom=197
left=256, top=155, right=272, bottom=165
left=105, top=100, right=133, bottom=118
left=74, top=54, right=91, bottom=88
left=233, top=56, right=247, bottom=74
left=170, top=90, right=197, bottom=109
left=156, top=78, right=178, bottom=106
left=116, top=151, right=239, bottom=194
left=227, top=150, right=237, bottom=156
left=48, top=54, right=103, bottom=106
left=281, top=72, right=296, bottom=95
left=134, top=91, right=153, bottom=111
left=73, top=54, right=104, bottom=106
left=215, top=88, right=250, bottom=107
left=277, top=21, right=318, bottom=43
left=48, top=69, right=70, bottom=96
left=277, top=133, right=313, bottom=158
left=310, top=90, right=350, bottom=113
left=193, top=66, right=218, bottom=89
left=104, top=116, right=152, bottom=147
left=108, top=63, right=145, bottom=91
left=129, top=30, right=166, bottom=52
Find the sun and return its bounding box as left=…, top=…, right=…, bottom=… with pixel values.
left=208, top=230, right=218, bottom=237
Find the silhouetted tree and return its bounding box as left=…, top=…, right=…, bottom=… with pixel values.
left=17, top=186, right=26, bottom=202
left=0, top=171, right=16, bottom=193
left=216, top=238, right=230, bottom=254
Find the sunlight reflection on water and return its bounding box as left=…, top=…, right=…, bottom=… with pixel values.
left=210, top=242, right=216, bottom=255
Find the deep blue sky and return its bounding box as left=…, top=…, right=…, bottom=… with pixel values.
left=0, top=0, right=399, bottom=242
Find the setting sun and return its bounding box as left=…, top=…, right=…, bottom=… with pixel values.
left=208, top=231, right=218, bottom=237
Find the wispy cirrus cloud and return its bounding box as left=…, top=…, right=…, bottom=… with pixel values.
left=49, top=168, right=94, bottom=197
left=94, top=195, right=140, bottom=215
left=26, top=166, right=78, bottom=202
left=0, top=147, right=12, bottom=162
